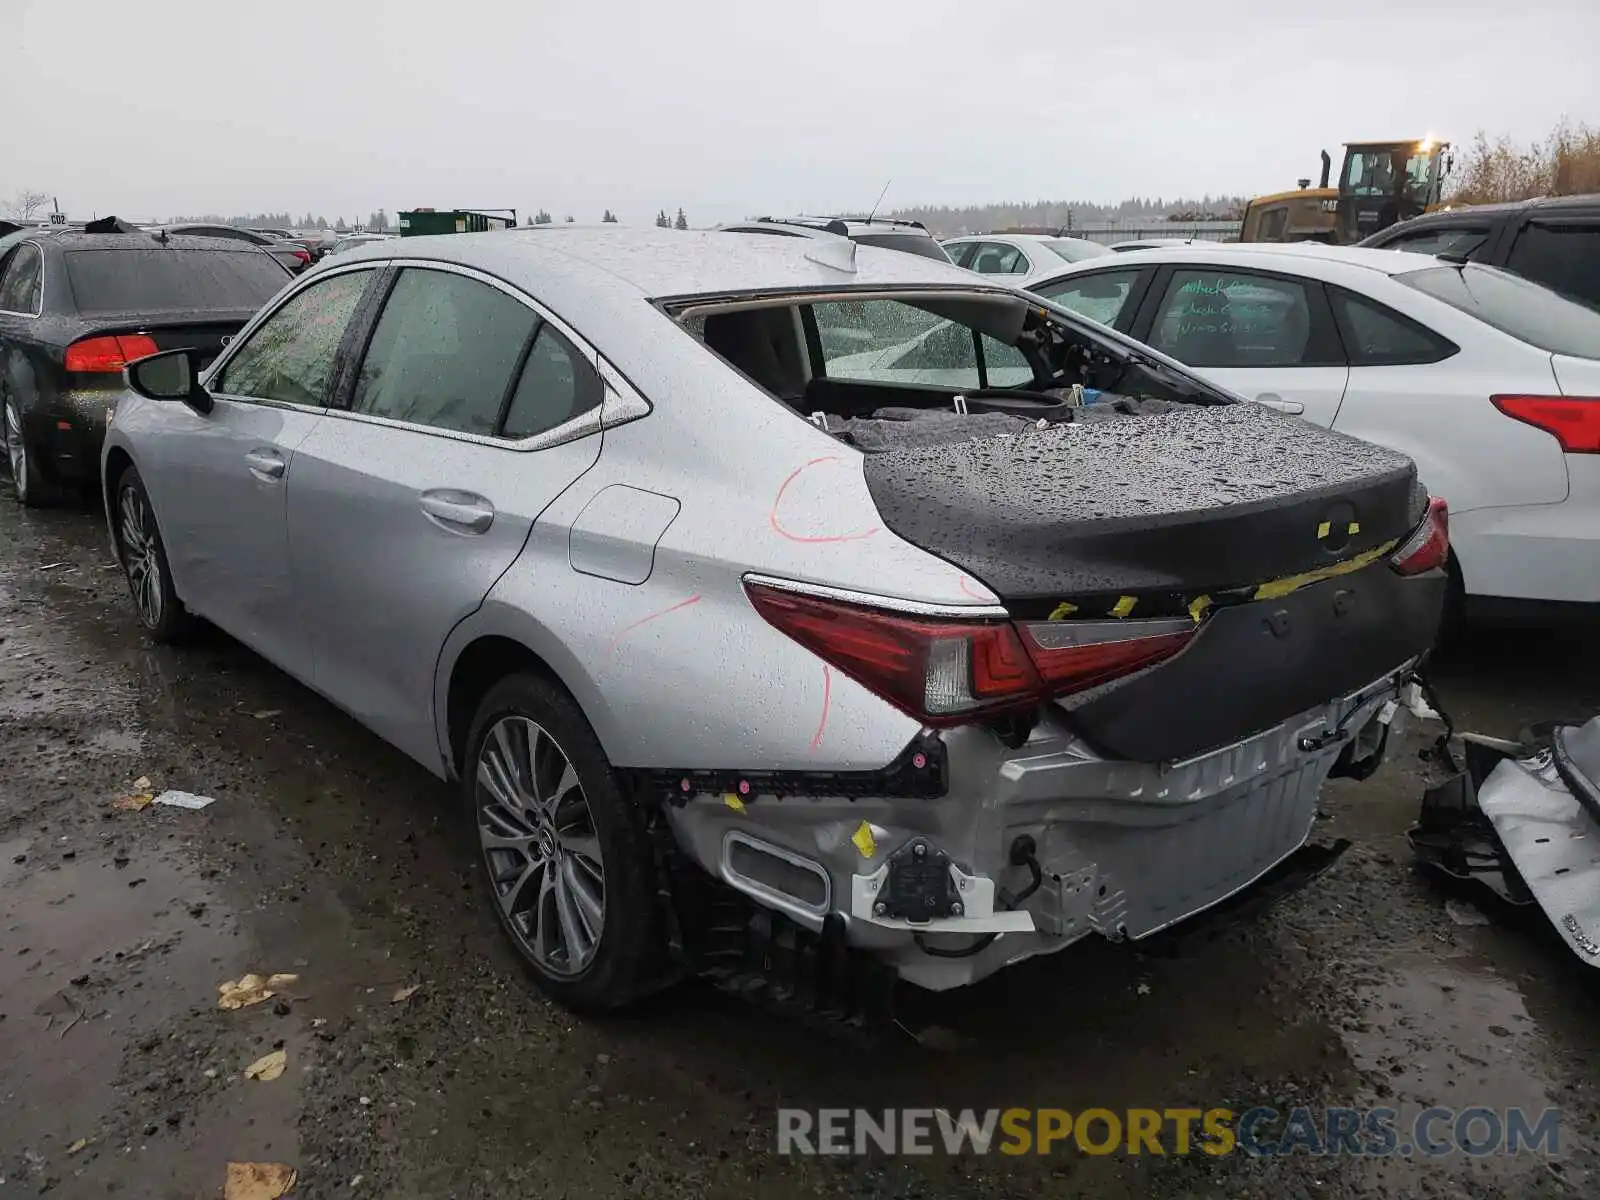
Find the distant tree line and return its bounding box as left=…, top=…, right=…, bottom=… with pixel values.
left=887, top=195, right=1248, bottom=236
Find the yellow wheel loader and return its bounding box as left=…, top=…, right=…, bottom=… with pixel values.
left=1240, top=139, right=1452, bottom=244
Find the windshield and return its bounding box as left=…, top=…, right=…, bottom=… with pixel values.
left=1043, top=238, right=1112, bottom=263
left=65, top=249, right=288, bottom=314
left=1344, top=147, right=1432, bottom=202
left=1398, top=264, right=1600, bottom=357
left=851, top=233, right=953, bottom=263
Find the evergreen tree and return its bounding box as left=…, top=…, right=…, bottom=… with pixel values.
left=674, top=207, right=688, bottom=230
left=564, top=215, right=575, bottom=222
left=655, top=209, right=670, bottom=228
left=534, top=209, right=553, bottom=224
left=602, top=209, right=618, bottom=223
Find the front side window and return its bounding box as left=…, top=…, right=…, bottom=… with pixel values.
left=1504, top=223, right=1600, bottom=310
left=0, top=244, right=43, bottom=314
left=351, top=268, right=538, bottom=436
left=1344, top=148, right=1431, bottom=203
left=1148, top=270, right=1318, bottom=368
left=215, top=269, right=372, bottom=406
left=1035, top=269, right=1140, bottom=328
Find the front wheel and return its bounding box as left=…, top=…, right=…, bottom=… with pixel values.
left=464, top=673, right=662, bottom=1010
left=114, top=465, right=195, bottom=643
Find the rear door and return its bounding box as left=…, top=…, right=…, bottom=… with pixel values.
left=287, top=264, right=606, bottom=769
left=150, top=266, right=379, bottom=678
left=0, top=243, right=49, bottom=467
left=1131, top=265, right=1350, bottom=425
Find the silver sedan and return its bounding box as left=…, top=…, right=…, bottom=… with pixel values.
left=102, top=228, right=1445, bottom=1014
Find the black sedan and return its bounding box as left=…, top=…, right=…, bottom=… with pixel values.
left=0, top=225, right=290, bottom=505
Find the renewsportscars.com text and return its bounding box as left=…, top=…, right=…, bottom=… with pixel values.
left=777, top=1106, right=1561, bottom=1158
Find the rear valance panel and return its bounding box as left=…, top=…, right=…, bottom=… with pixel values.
left=864, top=403, right=1424, bottom=604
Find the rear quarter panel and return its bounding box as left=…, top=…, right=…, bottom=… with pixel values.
left=436, top=301, right=1002, bottom=775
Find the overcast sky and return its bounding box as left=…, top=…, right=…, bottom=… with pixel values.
left=6, top=0, right=1596, bottom=225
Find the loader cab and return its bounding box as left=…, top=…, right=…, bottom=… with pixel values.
left=1335, top=140, right=1450, bottom=243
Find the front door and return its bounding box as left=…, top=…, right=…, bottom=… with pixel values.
left=286, top=265, right=608, bottom=769
left=153, top=267, right=377, bottom=680
left=1137, top=266, right=1350, bottom=427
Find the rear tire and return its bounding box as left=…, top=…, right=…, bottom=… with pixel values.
left=464, top=673, right=662, bottom=1011
left=5, top=398, right=59, bottom=507
left=114, top=465, right=195, bottom=643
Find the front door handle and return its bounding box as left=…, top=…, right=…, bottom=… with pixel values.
left=244, top=448, right=286, bottom=480
left=1255, top=393, right=1305, bottom=415
left=420, top=490, right=494, bottom=535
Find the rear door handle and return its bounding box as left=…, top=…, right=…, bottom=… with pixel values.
left=1256, top=394, right=1305, bottom=415
left=244, top=448, right=286, bottom=480
left=420, top=490, right=495, bottom=535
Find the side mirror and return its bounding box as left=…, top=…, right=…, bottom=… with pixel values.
left=125, top=348, right=213, bottom=414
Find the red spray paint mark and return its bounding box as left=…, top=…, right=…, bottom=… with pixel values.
left=810, top=664, right=833, bottom=752
left=607, top=594, right=703, bottom=655
left=770, top=456, right=880, bottom=544
left=957, top=574, right=990, bottom=601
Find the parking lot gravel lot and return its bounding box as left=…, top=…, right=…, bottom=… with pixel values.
left=2, top=488, right=1596, bottom=1200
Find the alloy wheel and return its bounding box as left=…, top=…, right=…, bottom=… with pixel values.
left=476, top=716, right=606, bottom=976
left=119, top=486, right=165, bottom=629
left=4, top=400, right=26, bottom=501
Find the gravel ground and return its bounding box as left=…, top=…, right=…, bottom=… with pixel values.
left=1, top=490, right=1596, bottom=1200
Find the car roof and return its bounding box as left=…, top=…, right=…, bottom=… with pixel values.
left=945, top=232, right=1076, bottom=244
left=16, top=230, right=270, bottom=253
left=1031, top=240, right=1443, bottom=283
left=1384, top=193, right=1600, bottom=223
left=338, top=225, right=978, bottom=294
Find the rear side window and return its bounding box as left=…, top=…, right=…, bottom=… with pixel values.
left=501, top=325, right=604, bottom=439
left=0, top=244, right=43, bottom=314
left=942, top=242, right=975, bottom=268
left=851, top=233, right=952, bottom=263
left=1329, top=289, right=1457, bottom=365
left=216, top=270, right=372, bottom=406
left=64, top=249, right=288, bottom=314
left=1398, top=264, right=1600, bottom=357
left=1035, top=269, right=1140, bottom=327
left=1504, top=223, right=1600, bottom=311
left=352, top=268, right=538, bottom=437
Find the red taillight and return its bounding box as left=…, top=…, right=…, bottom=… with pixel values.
left=744, top=580, right=1195, bottom=727
left=1390, top=495, right=1449, bottom=576
left=1491, top=394, right=1600, bottom=453
left=292, top=248, right=311, bottom=264
left=1018, top=620, right=1196, bottom=693
left=64, top=334, right=160, bottom=373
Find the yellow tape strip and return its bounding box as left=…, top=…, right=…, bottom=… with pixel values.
left=851, top=820, right=877, bottom=859
left=1110, top=595, right=1137, bottom=618
left=1047, top=601, right=1079, bottom=620
left=723, top=793, right=746, bottom=814
left=1252, top=539, right=1399, bottom=601
left=1187, top=594, right=1213, bottom=623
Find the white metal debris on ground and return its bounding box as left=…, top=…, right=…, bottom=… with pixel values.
left=153, top=790, right=217, bottom=810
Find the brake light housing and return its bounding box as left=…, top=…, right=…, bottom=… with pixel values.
left=1491, top=394, right=1600, bottom=453
left=744, top=579, right=1195, bottom=728
left=1390, top=495, right=1449, bottom=576
left=64, top=334, right=160, bottom=374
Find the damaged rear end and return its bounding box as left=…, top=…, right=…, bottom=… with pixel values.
left=653, top=280, right=1449, bottom=1005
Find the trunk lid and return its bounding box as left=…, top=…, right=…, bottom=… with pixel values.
left=864, top=402, right=1425, bottom=612
left=863, top=402, right=1443, bottom=762
left=87, top=313, right=256, bottom=372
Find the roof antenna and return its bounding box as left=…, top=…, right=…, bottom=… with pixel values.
left=864, top=178, right=892, bottom=223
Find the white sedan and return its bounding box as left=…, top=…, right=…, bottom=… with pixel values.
left=941, top=232, right=1110, bottom=282
left=1027, top=243, right=1600, bottom=621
